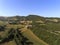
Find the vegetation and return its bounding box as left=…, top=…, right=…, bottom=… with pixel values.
left=0, top=27, right=34, bottom=45
left=0, top=22, right=48, bottom=45
left=31, top=21, right=60, bottom=45
left=0, top=15, right=60, bottom=45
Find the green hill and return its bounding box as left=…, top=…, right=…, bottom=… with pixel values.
left=0, top=24, right=48, bottom=45
left=0, top=15, right=60, bottom=45
left=31, top=21, right=60, bottom=45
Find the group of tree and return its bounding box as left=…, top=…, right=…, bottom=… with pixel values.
left=0, top=28, right=33, bottom=45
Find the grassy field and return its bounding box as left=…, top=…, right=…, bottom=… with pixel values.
left=0, top=19, right=60, bottom=45
left=21, top=28, right=48, bottom=45
left=1, top=40, right=16, bottom=45
left=31, top=22, right=60, bottom=45
left=0, top=23, right=48, bottom=45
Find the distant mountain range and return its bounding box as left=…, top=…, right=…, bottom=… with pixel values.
left=0, top=15, right=44, bottom=21
left=0, top=15, right=60, bottom=22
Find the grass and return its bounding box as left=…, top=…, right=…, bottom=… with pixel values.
left=21, top=28, right=48, bottom=45
left=31, top=22, right=60, bottom=45
left=1, top=40, right=16, bottom=45
left=0, top=24, right=48, bottom=45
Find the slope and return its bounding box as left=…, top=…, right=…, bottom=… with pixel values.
left=0, top=26, right=49, bottom=45
left=21, top=27, right=49, bottom=45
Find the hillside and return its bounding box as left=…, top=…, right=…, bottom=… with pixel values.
left=21, top=27, right=48, bottom=45
left=0, top=15, right=60, bottom=45
left=0, top=23, right=48, bottom=45
left=31, top=20, right=60, bottom=45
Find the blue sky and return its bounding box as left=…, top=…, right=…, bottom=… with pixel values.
left=0, top=0, right=60, bottom=17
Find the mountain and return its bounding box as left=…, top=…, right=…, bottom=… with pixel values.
left=0, top=15, right=45, bottom=21
left=26, top=15, right=45, bottom=21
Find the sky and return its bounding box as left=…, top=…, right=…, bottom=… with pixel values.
left=0, top=0, right=60, bottom=17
